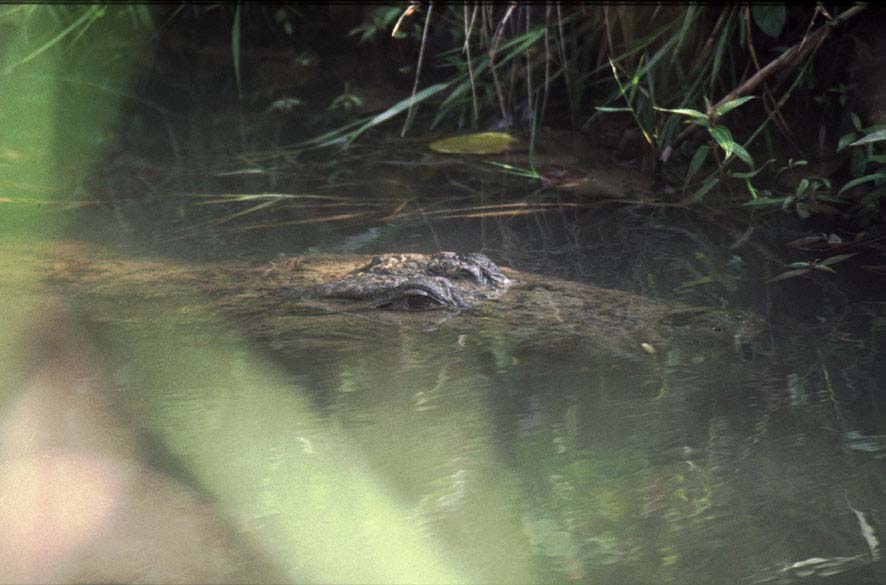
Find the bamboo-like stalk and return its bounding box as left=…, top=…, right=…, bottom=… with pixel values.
left=401, top=3, right=434, bottom=137
left=540, top=4, right=552, bottom=125
left=525, top=5, right=534, bottom=123
left=488, top=3, right=517, bottom=127
left=556, top=2, right=576, bottom=123
left=463, top=3, right=480, bottom=122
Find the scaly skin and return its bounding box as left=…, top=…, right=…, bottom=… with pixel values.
left=22, top=243, right=765, bottom=361
left=304, top=252, right=512, bottom=310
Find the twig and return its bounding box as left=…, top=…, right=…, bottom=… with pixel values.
left=464, top=3, right=480, bottom=121
left=525, top=5, right=533, bottom=122
left=540, top=4, right=552, bottom=124
left=401, top=3, right=434, bottom=137
left=508, top=6, right=522, bottom=116
left=556, top=2, right=576, bottom=124
left=489, top=3, right=517, bottom=127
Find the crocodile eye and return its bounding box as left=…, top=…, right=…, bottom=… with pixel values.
left=377, top=289, right=444, bottom=311
left=400, top=293, right=443, bottom=311
left=458, top=268, right=480, bottom=281
left=659, top=309, right=705, bottom=327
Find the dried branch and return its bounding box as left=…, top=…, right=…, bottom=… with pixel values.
left=662, top=4, right=866, bottom=160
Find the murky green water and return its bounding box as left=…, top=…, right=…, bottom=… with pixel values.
left=3, top=154, right=886, bottom=584
left=3, top=6, right=885, bottom=582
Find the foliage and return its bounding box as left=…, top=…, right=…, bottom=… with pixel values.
left=328, top=83, right=364, bottom=115
left=768, top=253, right=856, bottom=283
left=298, top=4, right=872, bottom=214
left=9, top=3, right=882, bottom=221
left=837, top=115, right=886, bottom=223
left=652, top=96, right=756, bottom=200
left=348, top=6, right=409, bottom=44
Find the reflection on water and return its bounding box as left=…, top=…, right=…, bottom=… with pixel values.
left=2, top=193, right=886, bottom=584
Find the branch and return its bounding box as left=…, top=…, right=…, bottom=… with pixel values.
left=661, top=4, right=866, bottom=161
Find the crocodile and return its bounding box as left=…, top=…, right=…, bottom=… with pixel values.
left=265, top=251, right=763, bottom=359
left=22, top=243, right=764, bottom=361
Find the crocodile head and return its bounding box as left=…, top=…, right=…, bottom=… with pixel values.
left=307, top=252, right=512, bottom=311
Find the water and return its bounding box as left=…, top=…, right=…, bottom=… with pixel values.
left=3, top=141, right=886, bottom=583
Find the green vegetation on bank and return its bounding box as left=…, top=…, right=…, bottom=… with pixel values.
left=2, top=4, right=884, bottom=226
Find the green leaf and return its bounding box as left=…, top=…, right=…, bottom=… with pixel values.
left=348, top=23, right=376, bottom=45
left=686, top=144, right=710, bottom=184
left=709, top=125, right=734, bottom=156
left=850, top=149, right=867, bottom=177
left=839, top=172, right=886, bottom=194
left=730, top=142, right=754, bottom=167
left=850, top=129, right=886, bottom=147
left=743, top=197, right=785, bottom=207
left=304, top=83, right=451, bottom=148
left=851, top=112, right=862, bottom=131
left=712, top=95, right=756, bottom=118
left=485, top=161, right=540, bottom=179
left=797, top=178, right=809, bottom=196
left=654, top=106, right=707, bottom=120
left=838, top=132, right=859, bottom=152
left=819, top=253, right=856, bottom=266
left=595, top=106, right=634, bottom=113
left=730, top=159, right=774, bottom=179
left=752, top=5, right=786, bottom=38
left=768, top=268, right=811, bottom=283
left=745, top=180, right=759, bottom=199
left=811, top=264, right=837, bottom=274
left=690, top=176, right=719, bottom=202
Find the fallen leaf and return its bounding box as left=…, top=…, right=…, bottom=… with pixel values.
left=429, top=132, right=519, bottom=155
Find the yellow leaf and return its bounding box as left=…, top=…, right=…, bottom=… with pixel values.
left=429, top=132, right=519, bottom=155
